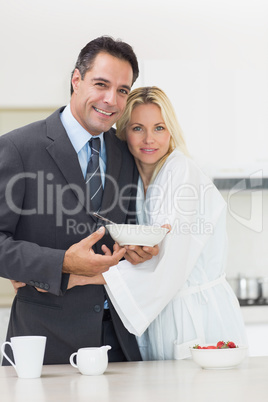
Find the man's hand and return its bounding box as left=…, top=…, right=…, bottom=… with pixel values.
left=10, top=227, right=120, bottom=293
left=62, top=226, right=126, bottom=276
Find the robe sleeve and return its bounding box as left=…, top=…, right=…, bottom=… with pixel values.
left=103, top=151, right=227, bottom=336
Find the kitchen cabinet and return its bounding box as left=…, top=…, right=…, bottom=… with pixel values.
left=0, top=308, right=11, bottom=363
left=241, top=306, right=268, bottom=356
left=0, top=278, right=14, bottom=306
left=246, top=323, right=268, bottom=356
left=0, top=279, right=13, bottom=363
left=0, top=108, right=57, bottom=136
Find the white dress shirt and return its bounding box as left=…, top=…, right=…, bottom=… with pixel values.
left=60, top=104, right=107, bottom=185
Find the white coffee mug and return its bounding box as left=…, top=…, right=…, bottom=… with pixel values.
left=1, top=336, right=47, bottom=379
left=70, top=345, right=111, bottom=376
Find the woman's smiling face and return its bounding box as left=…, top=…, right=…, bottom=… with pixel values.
left=126, top=103, right=171, bottom=170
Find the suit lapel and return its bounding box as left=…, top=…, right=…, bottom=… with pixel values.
left=45, top=108, right=98, bottom=221
left=44, top=110, right=125, bottom=223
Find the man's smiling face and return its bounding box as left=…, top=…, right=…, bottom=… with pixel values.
left=70, top=52, right=133, bottom=136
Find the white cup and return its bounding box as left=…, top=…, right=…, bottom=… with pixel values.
left=70, top=345, right=111, bottom=376
left=1, top=336, right=47, bottom=379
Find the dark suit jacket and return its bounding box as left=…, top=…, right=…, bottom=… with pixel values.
left=0, top=107, right=141, bottom=364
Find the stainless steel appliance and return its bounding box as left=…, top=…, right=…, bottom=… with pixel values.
left=227, top=275, right=268, bottom=306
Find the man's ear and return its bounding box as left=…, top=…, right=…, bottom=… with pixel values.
left=71, top=69, right=81, bottom=94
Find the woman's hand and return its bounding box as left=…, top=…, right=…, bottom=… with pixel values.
left=124, top=245, right=159, bottom=265
left=67, top=273, right=105, bottom=289
left=10, top=280, right=26, bottom=294
left=162, top=224, right=171, bottom=232
left=10, top=275, right=106, bottom=293
left=101, top=241, right=153, bottom=267
left=10, top=280, right=49, bottom=293
left=123, top=224, right=171, bottom=265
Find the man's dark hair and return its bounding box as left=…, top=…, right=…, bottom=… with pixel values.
left=70, top=36, right=139, bottom=95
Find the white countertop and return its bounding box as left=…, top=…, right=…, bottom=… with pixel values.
left=1, top=357, right=268, bottom=402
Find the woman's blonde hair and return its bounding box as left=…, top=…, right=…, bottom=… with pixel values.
left=116, top=86, right=189, bottom=181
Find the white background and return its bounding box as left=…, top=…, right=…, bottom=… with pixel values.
left=0, top=0, right=268, bottom=169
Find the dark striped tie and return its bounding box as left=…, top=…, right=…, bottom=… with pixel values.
left=86, top=137, right=103, bottom=212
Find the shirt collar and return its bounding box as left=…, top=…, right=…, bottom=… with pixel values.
left=60, top=104, right=104, bottom=154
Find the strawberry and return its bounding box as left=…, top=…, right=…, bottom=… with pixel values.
left=192, top=340, right=238, bottom=350
left=216, top=341, right=225, bottom=349
left=226, top=341, right=236, bottom=348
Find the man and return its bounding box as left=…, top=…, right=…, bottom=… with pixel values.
left=0, top=36, right=157, bottom=364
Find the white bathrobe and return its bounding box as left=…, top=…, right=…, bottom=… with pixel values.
left=103, top=149, right=247, bottom=360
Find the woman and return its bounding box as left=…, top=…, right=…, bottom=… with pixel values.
left=101, top=86, right=247, bottom=360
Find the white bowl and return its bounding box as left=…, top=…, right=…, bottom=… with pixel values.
left=190, top=345, right=248, bottom=369
left=106, top=224, right=169, bottom=247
